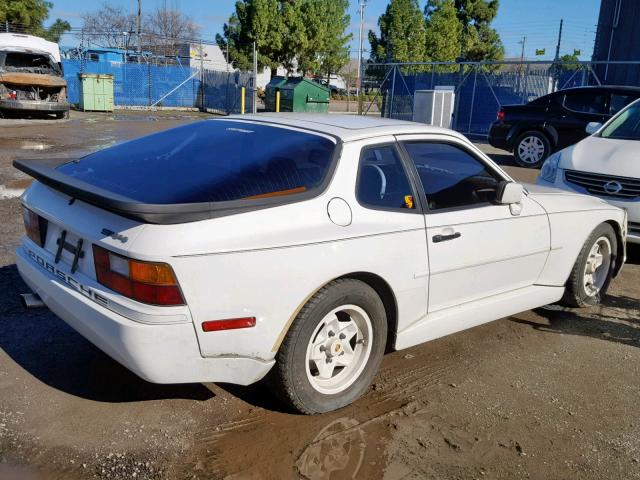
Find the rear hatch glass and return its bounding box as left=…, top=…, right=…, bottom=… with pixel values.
left=56, top=120, right=336, bottom=204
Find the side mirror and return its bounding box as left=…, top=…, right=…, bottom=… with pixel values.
left=585, top=122, right=602, bottom=135
left=496, top=181, right=524, bottom=205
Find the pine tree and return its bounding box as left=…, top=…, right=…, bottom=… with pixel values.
left=369, top=0, right=427, bottom=64
left=424, top=0, right=462, bottom=71
left=454, top=0, right=504, bottom=61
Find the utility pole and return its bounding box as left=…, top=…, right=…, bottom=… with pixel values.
left=519, top=36, right=527, bottom=63
left=137, top=0, right=142, bottom=56
left=357, top=0, right=367, bottom=115
left=553, top=19, right=563, bottom=91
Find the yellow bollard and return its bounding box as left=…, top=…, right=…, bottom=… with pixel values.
left=241, top=87, right=246, bottom=114
left=276, top=90, right=280, bottom=113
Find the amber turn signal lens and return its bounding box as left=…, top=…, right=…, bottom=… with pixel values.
left=130, top=261, right=177, bottom=285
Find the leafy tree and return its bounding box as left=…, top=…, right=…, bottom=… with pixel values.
left=0, top=0, right=70, bottom=42
left=454, top=0, right=504, bottom=61
left=217, top=0, right=284, bottom=73
left=557, top=53, right=582, bottom=72
left=312, top=0, right=351, bottom=80
left=217, top=0, right=351, bottom=77
left=424, top=0, right=462, bottom=71
left=369, top=0, right=426, bottom=64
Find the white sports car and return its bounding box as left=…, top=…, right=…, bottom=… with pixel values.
left=15, top=114, right=627, bottom=413
left=537, top=98, right=640, bottom=244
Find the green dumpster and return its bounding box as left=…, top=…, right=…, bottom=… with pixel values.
left=78, top=73, right=114, bottom=112
left=279, top=78, right=330, bottom=113
left=264, top=76, right=287, bottom=112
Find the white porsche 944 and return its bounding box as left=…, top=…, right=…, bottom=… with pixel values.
left=15, top=114, right=627, bottom=413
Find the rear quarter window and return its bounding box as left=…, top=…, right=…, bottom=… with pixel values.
left=57, top=120, right=337, bottom=204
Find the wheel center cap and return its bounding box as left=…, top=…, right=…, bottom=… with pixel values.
left=332, top=342, right=342, bottom=355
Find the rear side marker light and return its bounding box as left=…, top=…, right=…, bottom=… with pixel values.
left=202, top=317, right=256, bottom=332
left=22, top=206, right=48, bottom=247
left=92, top=245, right=185, bottom=306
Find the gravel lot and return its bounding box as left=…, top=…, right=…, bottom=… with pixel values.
left=0, top=111, right=638, bottom=480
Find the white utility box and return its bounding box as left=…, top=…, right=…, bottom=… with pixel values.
left=412, top=86, right=455, bottom=128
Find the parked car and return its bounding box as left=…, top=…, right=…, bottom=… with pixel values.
left=489, top=86, right=640, bottom=168
left=0, top=33, right=70, bottom=119
left=537, top=98, right=640, bottom=244
left=15, top=114, right=627, bottom=413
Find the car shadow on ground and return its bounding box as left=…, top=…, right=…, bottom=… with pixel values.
left=512, top=293, right=640, bottom=349
left=0, top=264, right=214, bottom=403
left=217, top=381, right=295, bottom=414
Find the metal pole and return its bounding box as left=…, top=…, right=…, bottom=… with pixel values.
left=356, top=0, right=366, bottom=98
left=241, top=87, right=246, bottom=114
left=522, top=62, right=530, bottom=104
left=199, top=41, right=205, bottom=111
left=553, top=19, right=563, bottom=91
left=389, top=65, right=396, bottom=117
left=253, top=42, right=257, bottom=113
left=468, top=66, right=478, bottom=134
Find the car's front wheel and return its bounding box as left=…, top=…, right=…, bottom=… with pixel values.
left=561, top=223, right=617, bottom=307
left=514, top=131, right=551, bottom=168
left=269, top=279, right=387, bottom=414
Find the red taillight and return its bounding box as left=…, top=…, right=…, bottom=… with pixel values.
left=92, top=245, right=185, bottom=306
left=202, top=317, right=256, bottom=332
left=22, top=206, right=48, bottom=247
left=497, top=109, right=505, bottom=122
left=9, top=90, right=17, bottom=100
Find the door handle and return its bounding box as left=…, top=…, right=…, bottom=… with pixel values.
left=432, top=232, right=461, bottom=243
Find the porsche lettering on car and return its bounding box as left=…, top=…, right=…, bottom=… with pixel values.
left=15, top=114, right=627, bottom=413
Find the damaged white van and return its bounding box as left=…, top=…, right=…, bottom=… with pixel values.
left=0, top=33, right=69, bottom=118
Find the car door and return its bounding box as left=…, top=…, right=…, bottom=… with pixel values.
left=551, top=89, right=609, bottom=148
left=398, top=135, right=551, bottom=313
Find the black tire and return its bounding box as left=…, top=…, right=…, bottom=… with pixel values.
left=560, top=223, right=617, bottom=308
left=513, top=130, right=551, bottom=168
left=269, top=278, right=387, bottom=414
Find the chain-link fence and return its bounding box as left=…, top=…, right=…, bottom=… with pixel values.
left=1, top=21, right=255, bottom=113
left=363, top=61, right=640, bottom=136
left=61, top=60, right=254, bottom=113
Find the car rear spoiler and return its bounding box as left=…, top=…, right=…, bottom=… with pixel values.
left=13, top=158, right=279, bottom=224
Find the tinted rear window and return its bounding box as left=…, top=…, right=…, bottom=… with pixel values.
left=57, top=120, right=336, bottom=204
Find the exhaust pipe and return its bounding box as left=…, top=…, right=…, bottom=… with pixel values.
left=20, top=293, right=45, bottom=309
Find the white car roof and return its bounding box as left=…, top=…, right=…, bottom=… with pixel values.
left=228, top=113, right=466, bottom=143
left=0, top=33, right=61, bottom=63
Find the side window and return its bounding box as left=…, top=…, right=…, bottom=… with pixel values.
left=403, top=142, right=502, bottom=211
left=563, top=92, right=607, bottom=114
left=357, top=144, right=415, bottom=211
left=610, top=94, right=636, bottom=115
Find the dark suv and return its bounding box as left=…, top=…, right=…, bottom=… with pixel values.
left=488, top=86, right=640, bottom=167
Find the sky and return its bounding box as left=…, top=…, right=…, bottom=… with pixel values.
left=48, top=0, right=601, bottom=61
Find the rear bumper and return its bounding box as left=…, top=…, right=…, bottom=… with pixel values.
left=16, top=245, right=274, bottom=385
left=488, top=122, right=512, bottom=151
left=0, top=99, right=70, bottom=113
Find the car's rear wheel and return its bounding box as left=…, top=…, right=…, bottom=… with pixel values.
left=514, top=131, right=551, bottom=168
left=269, top=279, right=387, bottom=414
left=561, top=223, right=617, bottom=307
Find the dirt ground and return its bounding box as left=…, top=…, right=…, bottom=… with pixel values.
left=0, top=110, right=638, bottom=480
